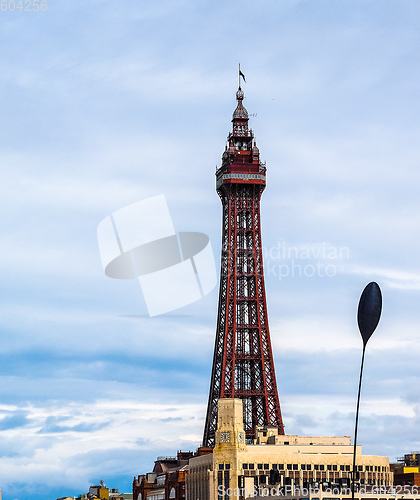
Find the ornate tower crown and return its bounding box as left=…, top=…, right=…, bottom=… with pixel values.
left=232, top=87, right=248, bottom=120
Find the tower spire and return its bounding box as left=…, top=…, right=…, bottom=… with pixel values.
left=203, top=85, right=284, bottom=447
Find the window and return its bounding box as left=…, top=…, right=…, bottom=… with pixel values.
left=293, top=464, right=298, bottom=471
left=218, top=472, right=223, bottom=500
left=346, top=466, right=351, bottom=471
left=243, top=464, right=248, bottom=470
left=340, top=466, right=345, bottom=471
left=224, top=471, right=230, bottom=500
left=278, top=464, right=284, bottom=470
left=306, top=465, right=312, bottom=470
left=219, top=464, right=224, bottom=470
left=264, top=464, right=269, bottom=470
left=314, top=465, right=319, bottom=471
left=287, top=464, right=292, bottom=470
left=320, top=465, right=325, bottom=471
left=225, top=464, right=230, bottom=470
left=333, top=465, right=337, bottom=471
left=249, top=464, right=254, bottom=470
left=327, top=465, right=332, bottom=471
left=257, top=464, right=263, bottom=470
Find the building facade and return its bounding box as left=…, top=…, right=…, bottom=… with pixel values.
left=392, top=452, right=420, bottom=486
left=133, top=451, right=211, bottom=500
left=187, top=399, right=393, bottom=500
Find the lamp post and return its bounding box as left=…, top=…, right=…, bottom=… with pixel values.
left=351, top=282, right=382, bottom=500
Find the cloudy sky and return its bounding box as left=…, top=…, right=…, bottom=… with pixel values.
left=1, top=0, right=420, bottom=498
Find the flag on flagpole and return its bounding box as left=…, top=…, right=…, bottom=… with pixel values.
left=239, top=68, right=246, bottom=83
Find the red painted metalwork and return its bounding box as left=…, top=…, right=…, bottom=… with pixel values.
left=203, top=87, right=284, bottom=447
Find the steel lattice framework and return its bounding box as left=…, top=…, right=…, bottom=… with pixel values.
left=203, top=87, right=284, bottom=447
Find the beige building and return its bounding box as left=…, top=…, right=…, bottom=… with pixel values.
left=186, top=399, right=393, bottom=500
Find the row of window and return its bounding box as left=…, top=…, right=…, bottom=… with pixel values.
left=241, top=464, right=387, bottom=472
left=191, top=465, right=210, bottom=473
left=221, top=173, right=265, bottom=181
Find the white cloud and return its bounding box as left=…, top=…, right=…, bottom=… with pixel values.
left=0, top=398, right=204, bottom=491
left=349, top=265, right=420, bottom=290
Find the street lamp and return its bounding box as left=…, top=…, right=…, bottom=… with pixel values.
left=352, top=282, right=382, bottom=500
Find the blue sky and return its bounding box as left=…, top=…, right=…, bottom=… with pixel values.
left=1, top=0, right=420, bottom=498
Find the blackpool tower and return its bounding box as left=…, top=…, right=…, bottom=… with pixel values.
left=203, top=84, right=284, bottom=447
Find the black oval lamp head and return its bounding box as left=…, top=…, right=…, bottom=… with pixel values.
left=357, top=282, right=382, bottom=346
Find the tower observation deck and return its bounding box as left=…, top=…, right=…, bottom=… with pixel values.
left=203, top=86, right=284, bottom=447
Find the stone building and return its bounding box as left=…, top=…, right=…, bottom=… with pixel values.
left=392, top=452, right=420, bottom=486
left=133, top=451, right=207, bottom=500
left=186, top=399, right=393, bottom=500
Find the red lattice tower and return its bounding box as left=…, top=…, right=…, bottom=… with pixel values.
left=203, top=86, right=284, bottom=447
